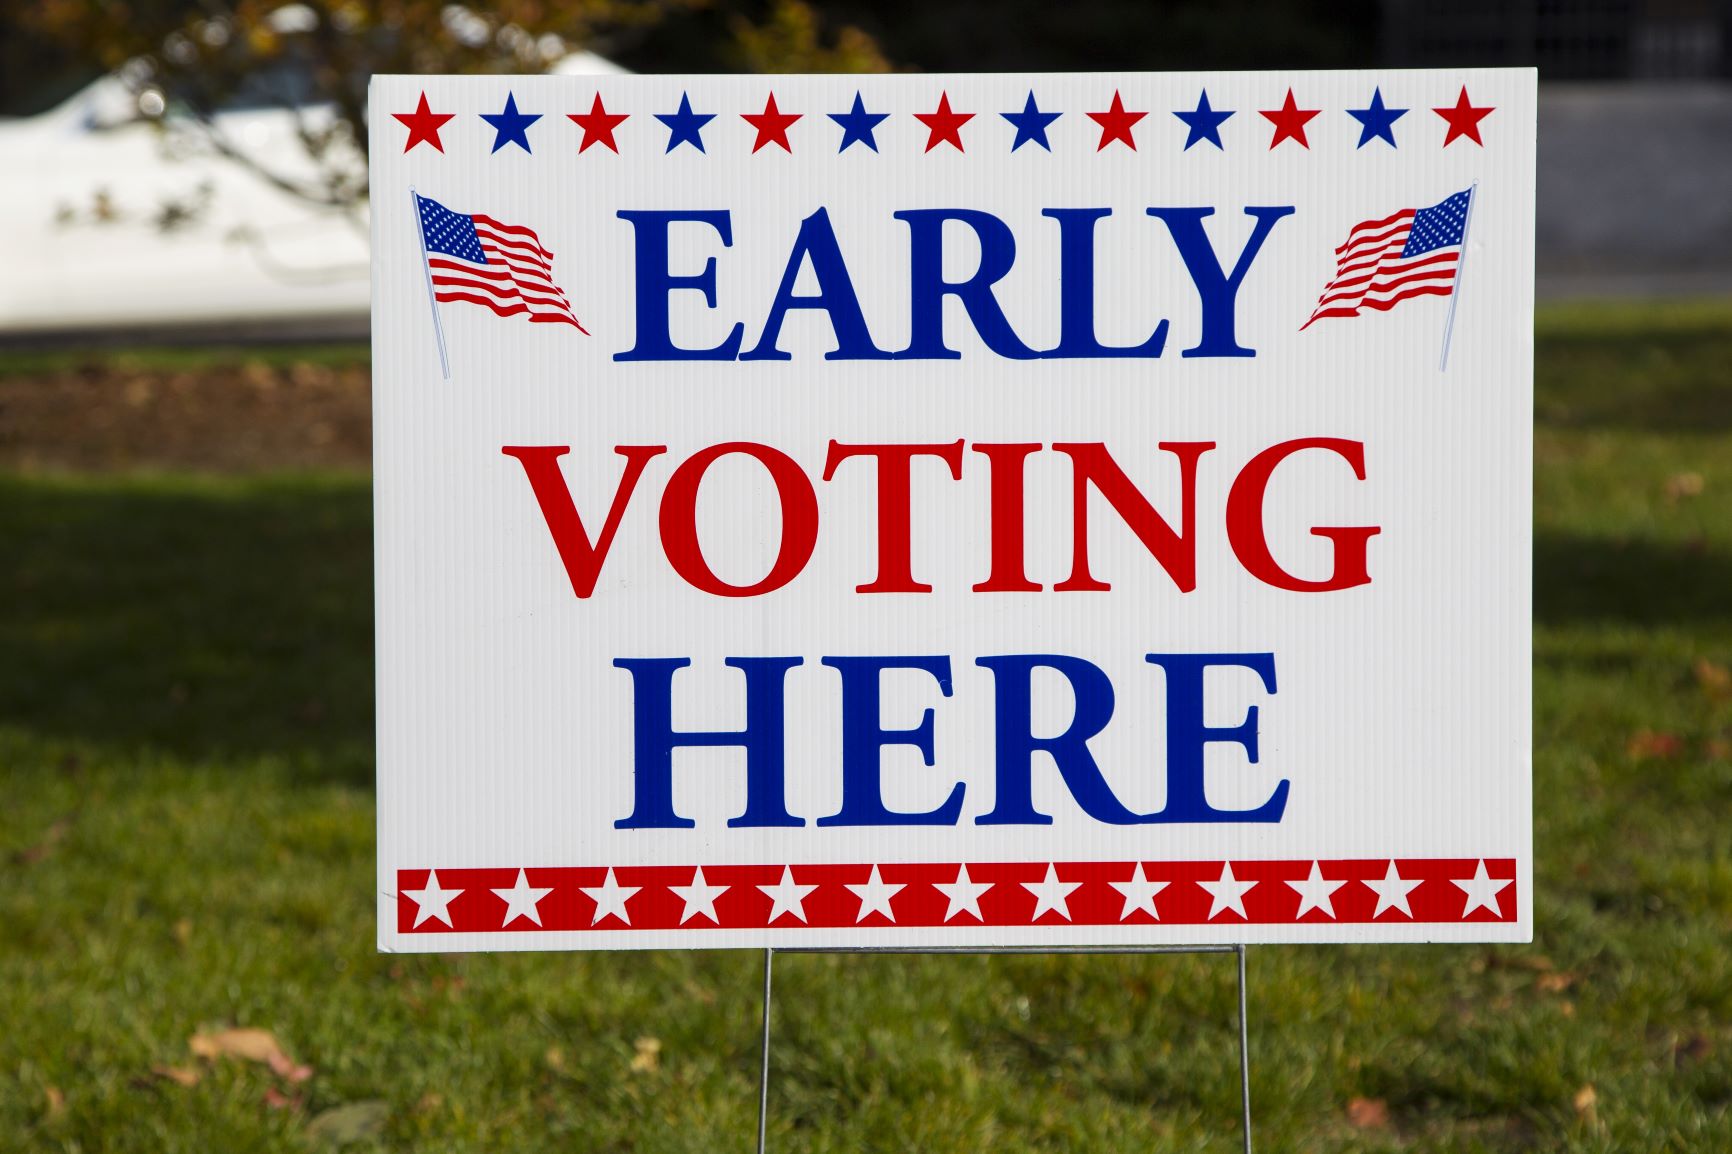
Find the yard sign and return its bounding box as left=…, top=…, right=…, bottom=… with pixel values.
left=372, top=70, right=1534, bottom=952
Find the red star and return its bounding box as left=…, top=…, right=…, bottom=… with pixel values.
left=1260, top=88, right=1319, bottom=150
left=741, top=93, right=801, bottom=154
left=915, top=91, right=973, bottom=153
left=1434, top=86, right=1494, bottom=147
left=393, top=92, right=453, bottom=153
left=1086, top=89, right=1147, bottom=151
left=567, top=94, right=628, bottom=153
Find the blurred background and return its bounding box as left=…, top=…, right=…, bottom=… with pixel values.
left=2, top=0, right=1729, bottom=342
left=3, top=3, right=1732, bottom=1152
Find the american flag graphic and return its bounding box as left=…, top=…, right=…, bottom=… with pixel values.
left=414, top=193, right=587, bottom=332
left=1302, top=188, right=1473, bottom=329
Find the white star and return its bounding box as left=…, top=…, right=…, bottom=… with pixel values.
left=1199, top=861, right=1257, bottom=920
left=1108, top=863, right=1168, bottom=921
left=934, top=864, right=993, bottom=922
left=492, top=868, right=553, bottom=928
left=758, top=866, right=819, bottom=924
left=1287, top=861, right=1346, bottom=919
left=1451, top=860, right=1512, bottom=918
left=403, top=870, right=462, bottom=928
left=580, top=867, right=640, bottom=926
left=1364, top=860, right=1423, bottom=918
left=1023, top=863, right=1083, bottom=922
left=668, top=866, right=728, bottom=925
left=846, top=865, right=905, bottom=923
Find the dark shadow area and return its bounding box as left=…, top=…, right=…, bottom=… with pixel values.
left=0, top=475, right=373, bottom=779
left=623, top=0, right=1380, bottom=74
left=1535, top=327, right=1732, bottom=434
left=1535, top=529, right=1732, bottom=627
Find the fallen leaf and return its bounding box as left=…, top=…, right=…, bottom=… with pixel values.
left=1346, top=1097, right=1389, bottom=1129
left=544, top=1046, right=566, bottom=1072
left=305, top=1099, right=390, bottom=1144
left=1665, top=472, right=1705, bottom=502
left=43, top=1085, right=65, bottom=1120
left=1627, top=730, right=1686, bottom=761
left=13, top=816, right=72, bottom=865
left=1559, top=1000, right=1577, bottom=1017
left=151, top=1065, right=201, bottom=1087
left=630, top=1036, right=662, bottom=1074
left=1537, top=972, right=1577, bottom=994
left=189, top=1028, right=313, bottom=1082
left=1694, top=658, right=1732, bottom=700
left=173, top=919, right=193, bottom=946
left=190, top=1027, right=283, bottom=1063
left=1573, top=1084, right=1597, bottom=1119
left=271, top=1054, right=314, bottom=1083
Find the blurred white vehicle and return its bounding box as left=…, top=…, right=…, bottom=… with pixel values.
left=0, top=49, right=624, bottom=342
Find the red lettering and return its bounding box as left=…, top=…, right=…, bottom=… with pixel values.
left=660, top=442, right=819, bottom=596
left=1226, top=438, right=1380, bottom=591
left=971, top=443, right=1042, bottom=592
left=823, top=440, right=965, bottom=593
left=503, top=445, right=666, bottom=598
left=1053, top=441, right=1214, bottom=592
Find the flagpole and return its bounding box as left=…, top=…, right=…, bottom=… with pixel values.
left=410, top=186, right=451, bottom=381
left=1438, top=181, right=1479, bottom=372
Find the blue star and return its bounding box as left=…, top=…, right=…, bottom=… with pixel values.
left=1000, top=91, right=1061, bottom=152
left=828, top=91, right=889, bottom=153
left=656, top=92, right=714, bottom=153
left=1347, top=87, right=1407, bottom=148
left=480, top=92, right=540, bottom=154
left=1174, top=89, right=1233, bottom=150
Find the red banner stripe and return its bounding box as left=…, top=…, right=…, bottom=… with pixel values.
left=395, top=858, right=1519, bottom=933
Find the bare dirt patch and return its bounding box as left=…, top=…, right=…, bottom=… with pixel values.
left=0, top=359, right=371, bottom=473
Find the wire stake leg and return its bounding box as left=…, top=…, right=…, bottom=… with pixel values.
left=752, top=944, right=1253, bottom=1152
left=755, top=947, right=774, bottom=1154
left=1237, top=944, right=1253, bottom=1154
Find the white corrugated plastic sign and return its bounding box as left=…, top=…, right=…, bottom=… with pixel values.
left=371, top=70, right=1534, bottom=952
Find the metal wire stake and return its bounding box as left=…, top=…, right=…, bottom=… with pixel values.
left=1237, top=944, right=1253, bottom=1154
left=756, top=947, right=774, bottom=1154
left=753, top=944, right=1253, bottom=1153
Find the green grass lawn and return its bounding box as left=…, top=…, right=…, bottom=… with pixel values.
left=4, top=304, right=1732, bottom=1152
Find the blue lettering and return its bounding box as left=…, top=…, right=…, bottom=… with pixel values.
left=1143, top=652, right=1287, bottom=821
left=1146, top=206, right=1294, bottom=358
left=817, top=656, right=963, bottom=825
left=611, top=652, right=1288, bottom=827
left=974, top=654, right=1145, bottom=825
left=894, top=209, right=1038, bottom=360
left=1042, top=208, right=1168, bottom=358
left=743, top=207, right=890, bottom=361
left=615, top=210, right=744, bottom=362
left=612, top=656, right=803, bottom=828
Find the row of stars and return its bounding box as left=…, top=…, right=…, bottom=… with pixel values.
left=393, top=85, right=1496, bottom=157
left=402, top=859, right=1514, bottom=930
